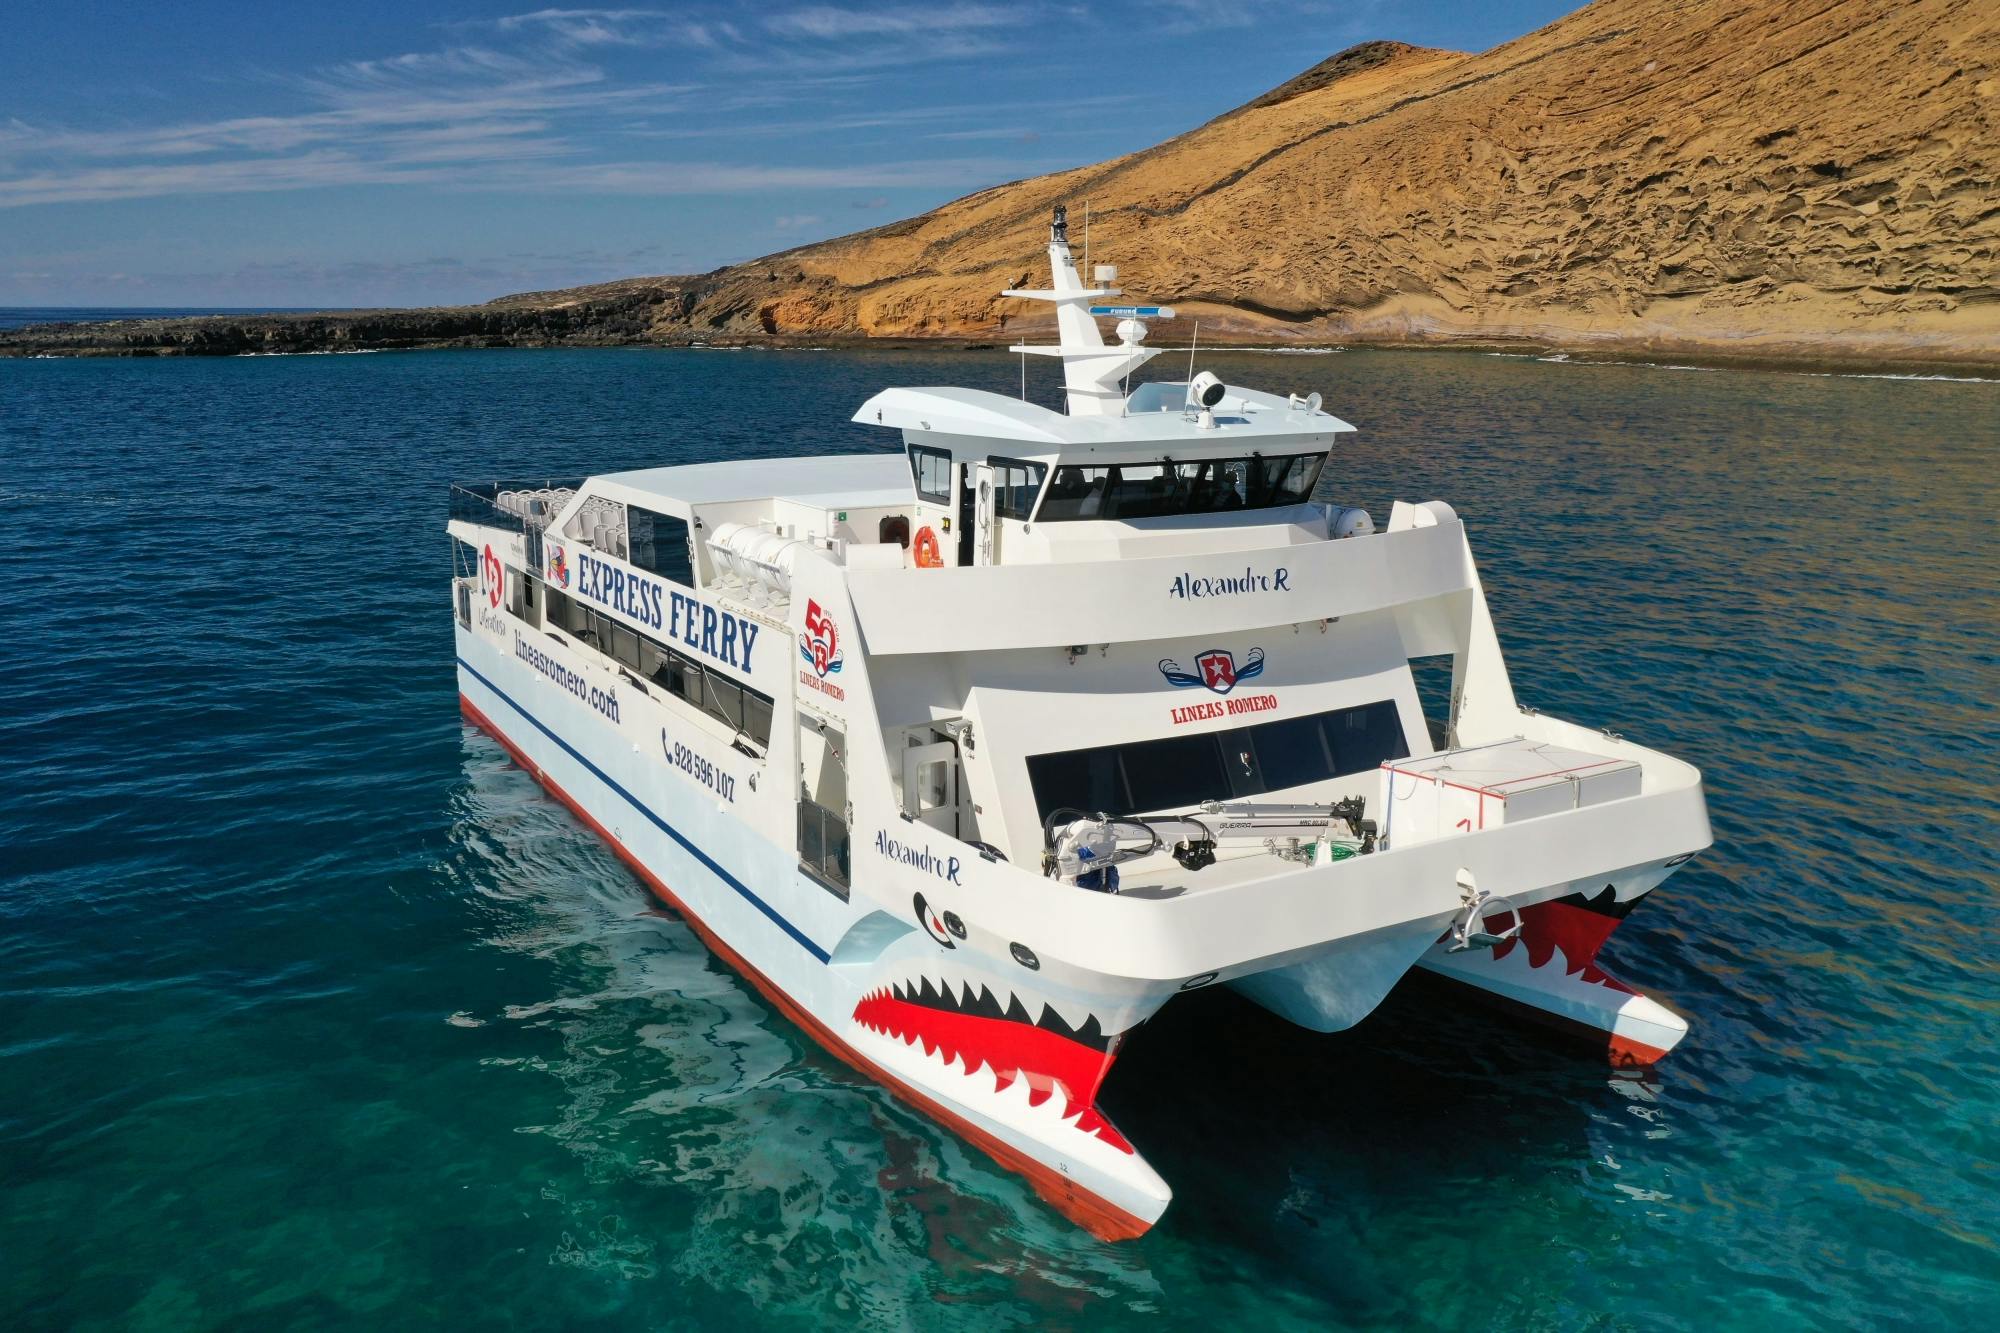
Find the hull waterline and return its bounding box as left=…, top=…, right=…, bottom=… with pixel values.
left=460, top=690, right=1164, bottom=1240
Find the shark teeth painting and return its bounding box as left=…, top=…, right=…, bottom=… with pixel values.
left=851, top=976, right=1130, bottom=1152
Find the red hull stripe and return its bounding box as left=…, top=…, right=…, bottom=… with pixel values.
left=457, top=656, right=829, bottom=962
left=458, top=690, right=1155, bottom=1241
left=1609, top=1035, right=1671, bottom=1067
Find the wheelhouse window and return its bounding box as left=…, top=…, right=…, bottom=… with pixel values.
left=628, top=505, right=693, bottom=585
left=990, top=457, right=1048, bottom=520
left=1035, top=452, right=1327, bottom=521
left=1253, top=454, right=1321, bottom=506
left=1025, top=700, right=1406, bottom=822
left=908, top=446, right=953, bottom=504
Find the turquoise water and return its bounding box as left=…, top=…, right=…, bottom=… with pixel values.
left=2, top=347, right=1995, bottom=1330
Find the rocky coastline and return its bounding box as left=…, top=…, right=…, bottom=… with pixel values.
left=5, top=300, right=1990, bottom=378
left=7, top=1, right=1994, bottom=374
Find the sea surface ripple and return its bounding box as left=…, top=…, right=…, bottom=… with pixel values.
left=1, top=347, right=1995, bottom=1331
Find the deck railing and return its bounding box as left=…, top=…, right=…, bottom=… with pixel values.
left=448, top=478, right=586, bottom=528
left=449, top=478, right=585, bottom=575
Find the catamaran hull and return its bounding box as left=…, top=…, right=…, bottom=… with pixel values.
left=1228, top=863, right=1691, bottom=1064
left=1413, top=888, right=1690, bottom=1066
left=455, top=629, right=1172, bottom=1238
left=454, top=617, right=1699, bottom=1236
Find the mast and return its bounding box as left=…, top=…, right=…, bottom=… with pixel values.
left=1005, top=205, right=1171, bottom=416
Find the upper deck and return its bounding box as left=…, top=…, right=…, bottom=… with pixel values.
left=525, top=206, right=1369, bottom=593
left=855, top=380, right=1353, bottom=453
left=599, top=454, right=909, bottom=513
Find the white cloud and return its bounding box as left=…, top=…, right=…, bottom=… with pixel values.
left=925, top=127, right=1041, bottom=142
left=486, top=8, right=744, bottom=50
left=1141, top=0, right=1371, bottom=37
left=500, top=158, right=1018, bottom=195
left=0, top=6, right=1056, bottom=211
left=0, top=147, right=1022, bottom=209
left=761, top=4, right=1020, bottom=40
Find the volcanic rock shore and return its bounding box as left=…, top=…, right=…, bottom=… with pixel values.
left=7, top=0, right=1996, bottom=369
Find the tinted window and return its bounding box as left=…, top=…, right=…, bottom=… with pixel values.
left=706, top=673, right=747, bottom=731
left=545, top=587, right=592, bottom=636
left=604, top=616, right=642, bottom=673
left=1026, top=699, right=1408, bottom=822
left=1324, top=700, right=1405, bottom=774
left=1242, top=712, right=1333, bottom=791
left=1256, top=454, right=1321, bottom=505
left=1024, top=746, right=1128, bottom=816
left=908, top=446, right=952, bottom=504
left=628, top=506, right=693, bottom=585
left=990, top=457, right=1047, bottom=520
left=743, top=692, right=774, bottom=749
left=1123, top=733, right=1228, bottom=812
left=641, top=637, right=677, bottom=687
left=1036, top=453, right=1326, bottom=521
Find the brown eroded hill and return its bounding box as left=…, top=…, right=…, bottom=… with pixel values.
left=6, top=0, right=1995, bottom=365
left=665, top=0, right=2000, bottom=363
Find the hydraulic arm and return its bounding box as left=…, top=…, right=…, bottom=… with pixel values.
left=1043, top=798, right=1378, bottom=890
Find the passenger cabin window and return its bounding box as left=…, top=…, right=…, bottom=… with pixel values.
left=549, top=584, right=595, bottom=638
left=543, top=585, right=773, bottom=748
left=1025, top=700, right=1406, bottom=822
left=1035, top=452, right=1327, bottom=521
left=990, top=457, right=1048, bottom=520
left=908, top=446, right=953, bottom=504
left=627, top=505, right=693, bottom=585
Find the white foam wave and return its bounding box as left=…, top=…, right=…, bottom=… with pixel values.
left=236, top=347, right=387, bottom=357
left=1801, top=371, right=1998, bottom=384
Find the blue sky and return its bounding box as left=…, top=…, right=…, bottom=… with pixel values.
left=0, top=2, right=1575, bottom=307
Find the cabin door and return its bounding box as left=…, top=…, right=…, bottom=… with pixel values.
left=972, top=463, right=998, bottom=565
left=955, top=463, right=976, bottom=566
left=797, top=719, right=850, bottom=895
left=902, top=740, right=959, bottom=837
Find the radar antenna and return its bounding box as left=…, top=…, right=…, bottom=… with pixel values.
left=1004, top=207, right=1169, bottom=415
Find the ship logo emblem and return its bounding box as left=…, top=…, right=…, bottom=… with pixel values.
left=1159, top=646, right=1264, bottom=695
left=801, top=598, right=845, bottom=678
left=546, top=544, right=570, bottom=589
left=481, top=544, right=503, bottom=609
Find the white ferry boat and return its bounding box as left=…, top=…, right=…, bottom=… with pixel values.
left=447, top=208, right=1710, bottom=1239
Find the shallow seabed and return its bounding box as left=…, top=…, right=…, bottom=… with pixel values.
left=2, top=347, right=1995, bottom=1331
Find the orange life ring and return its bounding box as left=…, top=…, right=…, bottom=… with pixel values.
left=913, top=525, right=943, bottom=568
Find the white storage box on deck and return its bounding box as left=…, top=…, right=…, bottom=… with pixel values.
left=1382, top=738, right=1642, bottom=848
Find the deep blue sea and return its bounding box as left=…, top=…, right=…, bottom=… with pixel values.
left=2, top=346, right=1995, bottom=1331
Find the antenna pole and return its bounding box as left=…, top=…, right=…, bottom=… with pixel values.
left=1187, top=320, right=1199, bottom=383
left=1083, top=202, right=1090, bottom=279
left=1020, top=345, right=1026, bottom=402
